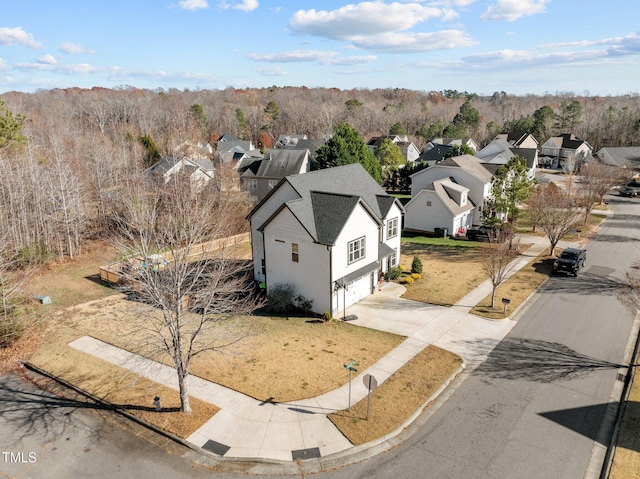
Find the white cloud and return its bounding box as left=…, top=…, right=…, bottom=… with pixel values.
left=325, top=55, right=378, bottom=66
left=59, top=42, right=95, bottom=54
left=16, top=62, right=98, bottom=74
left=248, top=50, right=377, bottom=66
left=0, top=27, right=41, bottom=48
left=220, top=0, right=258, bottom=12
left=253, top=66, right=287, bottom=76
left=351, top=30, right=475, bottom=52
left=290, top=2, right=448, bottom=40
left=481, top=0, right=549, bottom=21
left=37, top=54, right=57, bottom=65
left=288, top=2, right=471, bottom=53
left=249, top=50, right=335, bottom=63
left=0, top=58, right=6, bottom=71
left=178, top=0, right=209, bottom=10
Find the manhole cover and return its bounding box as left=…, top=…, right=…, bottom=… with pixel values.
left=202, top=440, right=230, bottom=456
left=292, top=447, right=321, bottom=460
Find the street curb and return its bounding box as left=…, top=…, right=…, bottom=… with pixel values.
left=19, top=359, right=466, bottom=474
left=594, top=310, right=640, bottom=479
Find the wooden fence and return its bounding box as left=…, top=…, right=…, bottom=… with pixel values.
left=98, top=232, right=251, bottom=284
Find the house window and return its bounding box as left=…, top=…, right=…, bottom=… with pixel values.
left=348, top=237, right=365, bottom=264
left=292, top=243, right=299, bottom=263
left=268, top=179, right=279, bottom=190
left=387, top=217, right=398, bottom=239
left=244, top=178, right=257, bottom=190
left=426, top=196, right=432, bottom=206
left=387, top=249, right=397, bottom=269
left=461, top=192, right=467, bottom=206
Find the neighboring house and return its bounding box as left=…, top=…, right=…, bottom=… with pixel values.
left=476, top=137, right=538, bottom=179
left=248, top=163, right=404, bottom=317
left=367, top=135, right=421, bottom=164
left=214, top=134, right=256, bottom=164
left=404, top=178, right=474, bottom=235
left=429, top=137, right=478, bottom=153
left=410, top=154, right=493, bottom=225
left=145, top=141, right=214, bottom=190
left=595, top=147, right=640, bottom=171
left=145, top=155, right=214, bottom=190
left=275, top=134, right=308, bottom=148
left=274, top=134, right=326, bottom=163
left=417, top=143, right=454, bottom=164
left=493, top=132, right=539, bottom=149
left=540, top=133, right=593, bottom=169
left=239, top=148, right=311, bottom=202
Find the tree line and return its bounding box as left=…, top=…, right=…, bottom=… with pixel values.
left=1, top=87, right=640, bottom=264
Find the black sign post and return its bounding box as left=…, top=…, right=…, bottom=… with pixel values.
left=344, top=361, right=357, bottom=411
left=362, top=374, right=378, bottom=420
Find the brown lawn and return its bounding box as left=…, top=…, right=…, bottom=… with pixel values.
left=329, top=345, right=462, bottom=445
left=399, top=242, right=486, bottom=306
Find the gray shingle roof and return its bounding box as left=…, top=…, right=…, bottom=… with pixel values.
left=596, top=147, right=640, bottom=168
left=251, top=164, right=404, bottom=245
left=256, top=149, right=309, bottom=178
left=437, top=155, right=494, bottom=183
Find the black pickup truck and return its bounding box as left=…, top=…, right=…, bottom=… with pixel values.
left=553, top=248, right=587, bottom=276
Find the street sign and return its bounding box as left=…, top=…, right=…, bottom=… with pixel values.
left=363, top=374, right=378, bottom=391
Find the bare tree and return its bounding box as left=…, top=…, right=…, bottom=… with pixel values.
left=481, top=238, right=520, bottom=309
left=578, top=161, right=624, bottom=224
left=527, top=183, right=582, bottom=256
left=114, top=176, right=262, bottom=413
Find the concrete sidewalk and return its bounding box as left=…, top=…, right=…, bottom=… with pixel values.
left=69, top=236, right=576, bottom=463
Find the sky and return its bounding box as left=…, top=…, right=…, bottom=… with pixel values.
left=1, top=0, right=639, bottom=96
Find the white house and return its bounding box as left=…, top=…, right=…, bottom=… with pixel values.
left=404, top=178, right=474, bottom=236
left=248, top=163, right=404, bottom=317
left=410, top=155, right=493, bottom=225
left=476, top=136, right=538, bottom=179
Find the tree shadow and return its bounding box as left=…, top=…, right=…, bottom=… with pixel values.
left=542, top=271, right=625, bottom=295
left=0, top=373, right=177, bottom=450
left=472, top=337, right=625, bottom=382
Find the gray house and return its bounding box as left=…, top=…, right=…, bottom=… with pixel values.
left=239, top=149, right=311, bottom=201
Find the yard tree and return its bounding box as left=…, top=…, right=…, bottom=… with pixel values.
left=487, top=155, right=536, bottom=248
left=481, top=240, right=520, bottom=309
left=114, top=176, right=262, bottom=413
left=526, top=183, right=582, bottom=256
left=578, top=162, right=625, bottom=224
left=313, top=122, right=382, bottom=183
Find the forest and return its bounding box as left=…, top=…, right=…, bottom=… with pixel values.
left=1, top=86, right=640, bottom=264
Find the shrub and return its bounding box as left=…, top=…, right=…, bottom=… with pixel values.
left=323, top=311, right=333, bottom=321
left=411, top=255, right=423, bottom=274
left=267, top=283, right=313, bottom=315
left=411, top=273, right=421, bottom=280
left=385, top=266, right=402, bottom=280
left=400, top=276, right=414, bottom=285
left=398, top=264, right=404, bottom=271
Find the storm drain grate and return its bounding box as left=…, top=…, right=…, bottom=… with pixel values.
left=292, top=447, right=321, bottom=461
left=202, top=440, right=231, bottom=456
